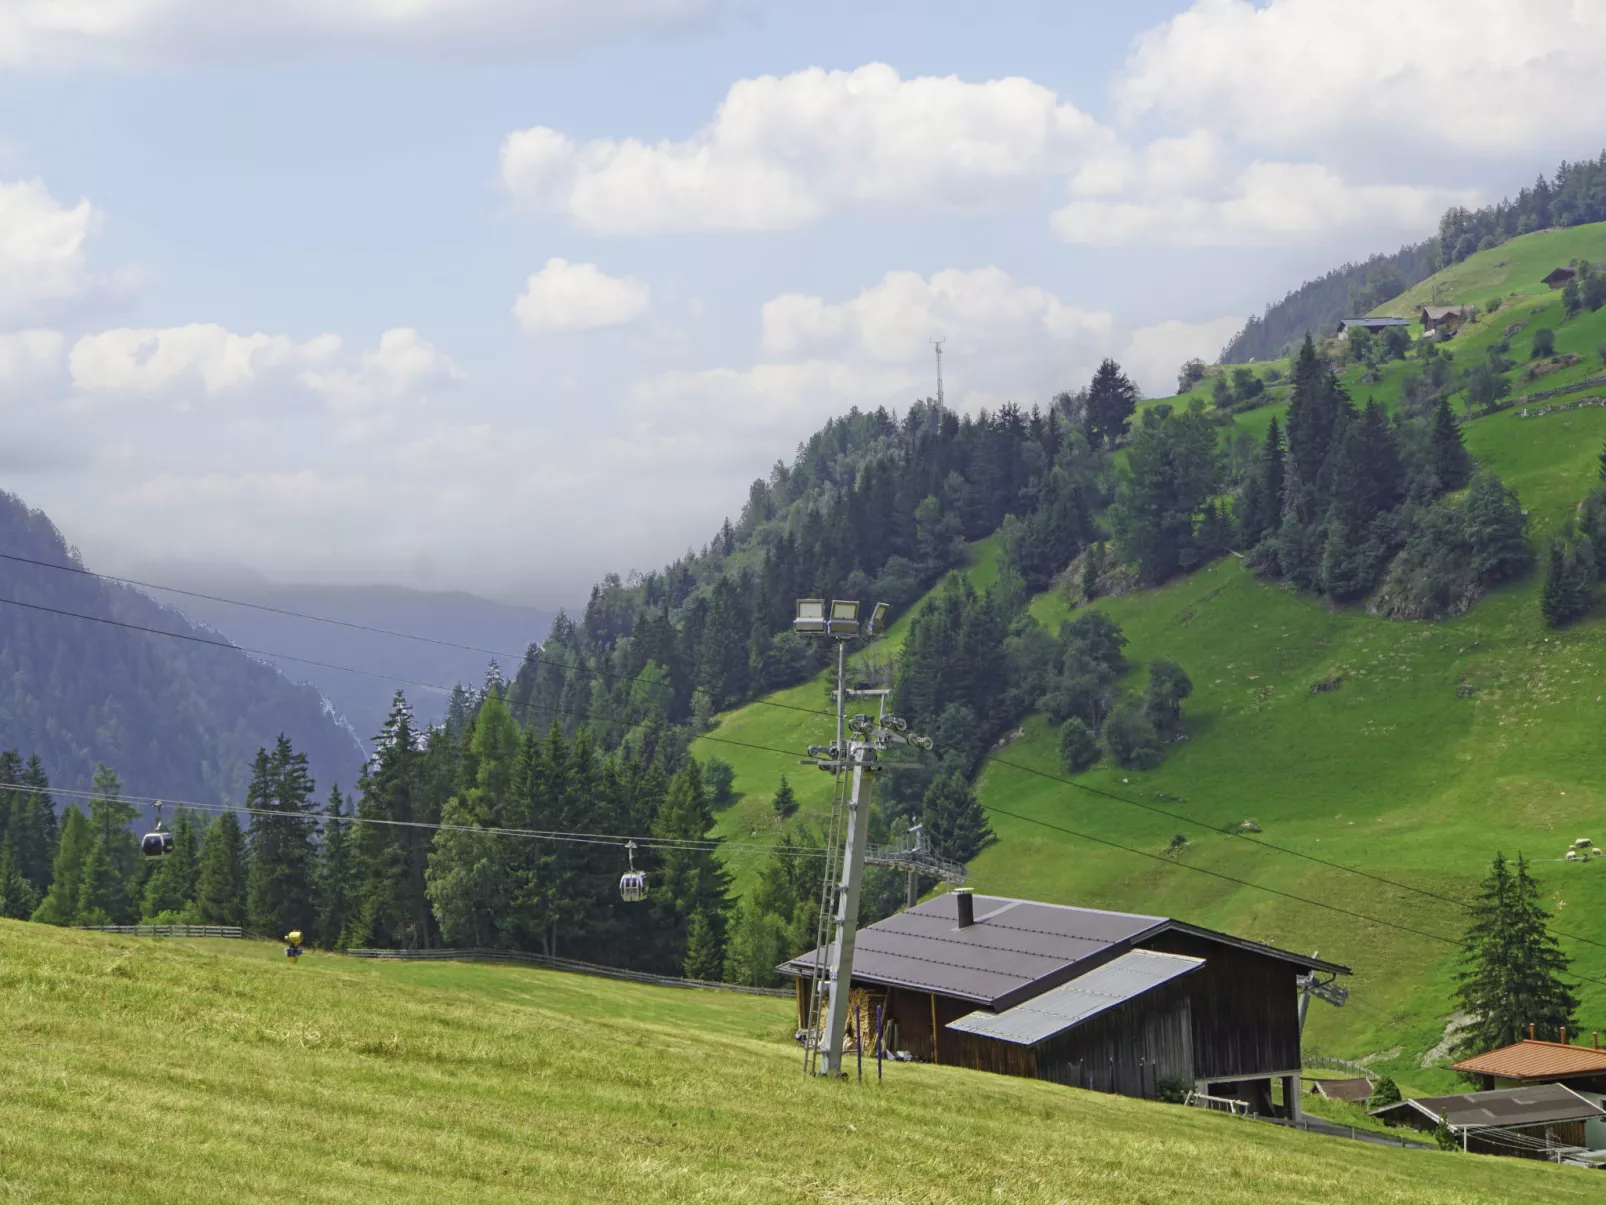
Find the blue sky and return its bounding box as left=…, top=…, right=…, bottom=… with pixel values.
left=2, top=0, right=1601, bottom=605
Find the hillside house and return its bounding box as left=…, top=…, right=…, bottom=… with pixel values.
left=780, top=891, right=1347, bottom=1118
left=1310, top=1076, right=1374, bottom=1103
left=1420, top=304, right=1474, bottom=334
left=1372, top=1083, right=1606, bottom=1158
left=1543, top=266, right=1578, bottom=289
left=1338, top=317, right=1410, bottom=334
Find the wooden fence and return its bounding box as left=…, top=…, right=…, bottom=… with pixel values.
left=343, top=946, right=791, bottom=998
left=76, top=924, right=245, bottom=938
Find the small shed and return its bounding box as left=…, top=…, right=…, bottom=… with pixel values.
left=1420, top=305, right=1473, bottom=333
left=1310, top=1076, right=1374, bottom=1103
left=1452, top=1037, right=1606, bottom=1094
left=1338, top=317, right=1410, bottom=334
left=1372, top=1083, right=1605, bottom=1158
left=1543, top=266, right=1578, bottom=289
left=779, top=892, right=1347, bottom=1118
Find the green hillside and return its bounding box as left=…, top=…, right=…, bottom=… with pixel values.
left=699, top=223, right=1606, bottom=1094
left=1, top=922, right=1596, bottom=1204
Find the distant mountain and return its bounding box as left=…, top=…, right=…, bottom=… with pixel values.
left=0, top=490, right=367, bottom=804
left=129, top=577, right=555, bottom=743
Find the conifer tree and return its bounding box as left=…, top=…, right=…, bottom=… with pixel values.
left=14, top=755, right=58, bottom=895
left=1464, top=471, right=1532, bottom=585
left=682, top=907, right=723, bottom=980
left=76, top=836, right=125, bottom=925
left=32, top=806, right=93, bottom=925
left=771, top=775, right=798, bottom=819
left=722, top=898, right=787, bottom=987
left=1429, top=397, right=1473, bottom=494
left=1454, top=852, right=1578, bottom=1053
left=193, top=810, right=248, bottom=926
left=650, top=760, right=731, bottom=975
left=1083, top=359, right=1140, bottom=450
left=920, top=773, right=993, bottom=864
left=86, top=764, right=139, bottom=922
left=316, top=786, right=357, bottom=948
left=347, top=693, right=429, bottom=948
left=246, top=736, right=320, bottom=941
left=1235, top=418, right=1284, bottom=548
left=0, top=835, right=39, bottom=920
left=140, top=809, right=200, bottom=920
left=426, top=697, right=520, bottom=948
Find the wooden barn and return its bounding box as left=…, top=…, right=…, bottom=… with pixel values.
left=1419, top=304, right=1473, bottom=333
left=1543, top=266, right=1578, bottom=289
left=780, top=890, right=1347, bottom=1118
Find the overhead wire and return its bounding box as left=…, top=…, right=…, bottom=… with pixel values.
left=10, top=590, right=1606, bottom=983
left=0, top=551, right=835, bottom=719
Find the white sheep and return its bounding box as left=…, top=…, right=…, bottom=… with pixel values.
left=1575, top=838, right=1593, bottom=848
left=1566, top=850, right=1581, bottom=862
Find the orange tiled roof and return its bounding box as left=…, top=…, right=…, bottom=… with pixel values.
left=1450, top=1039, right=1606, bottom=1081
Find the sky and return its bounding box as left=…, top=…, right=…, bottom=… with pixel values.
left=3, top=0, right=1604, bottom=608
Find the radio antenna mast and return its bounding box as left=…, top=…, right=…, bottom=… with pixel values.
left=932, top=337, right=945, bottom=407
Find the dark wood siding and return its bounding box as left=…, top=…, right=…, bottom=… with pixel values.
left=951, top=976, right=1195, bottom=1097
left=1138, top=931, right=1301, bottom=1080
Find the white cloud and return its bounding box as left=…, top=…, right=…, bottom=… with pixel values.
left=0, top=178, right=101, bottom=324
left=67, top=323, right=457, bottom=414
left=514, top=258, right=651, bottom=334
left=1117, top=0, right=1606, bottom=154
left=0, top=328, right=65, bottom=395
left=0, top=0, right=725, bottom=66
left=501, top=63, right=1106, bottom=234
left=1118, top=317, right=1245, bottom=392
left=1053, top=161, right=1474, bottom=248
left=302, top=328, right=461, bottom=411
left=762, top=267, right=1113, bottom=378
left=69, top=324, right=341, bottom=400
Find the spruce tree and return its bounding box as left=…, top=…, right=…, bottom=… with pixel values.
left=1454, top=852, right=1578, bottom=1054
left=682, top=907, right=723, bottom=980
left=316, top=786, right=357, bottom=948
left=771, top=775, right=798, bottom=819
left=14, top=755, right=59, bottom=896
left=32, top=806, right=93, bottom=925
left=1083, top=358, right=1139, bottom=450
left=1540, top=540, right=1570, bottom=625
left=246, top=737, right=321, bottom=941
left=1429, top=397, right=1473, bottom=494
left=347, top=693, right=428, bottom=949
left=1235, top=418, right=1284, bottom=548
left=650, top=760, right=732, bottom=976
left=0, top=836, right=39, bottom=920
left=86, top=764, right=139, bottom=923
left=1464, top=471, right=1532, bottom=585
left=76, top=837, right=125, bottom=925
left=140, top=809, right=200, bottom=920
left=193, top=810, right=248, bottom=926
left=426, top=698, right=520, bottom=948
left=920, top=773, right=993, bottom=864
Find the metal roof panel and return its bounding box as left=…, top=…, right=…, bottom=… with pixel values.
left=1450, top=1039, right=1606, bottom=1081
left=944, top=950, right=1204, bottom=1045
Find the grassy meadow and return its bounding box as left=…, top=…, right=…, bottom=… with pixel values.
left=694, top=225, right=1606, bottom=1096
left=1, top=922, right=1598, bottom=1204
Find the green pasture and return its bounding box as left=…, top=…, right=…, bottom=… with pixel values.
left=0, top=923, right=1596, bottom=1204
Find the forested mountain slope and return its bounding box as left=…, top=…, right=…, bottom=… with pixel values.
left=0, top=491, right=366, bottom=801
left=142, top=579, right=554, bottom=741
left=697, top=221, right=1606, bottom=1095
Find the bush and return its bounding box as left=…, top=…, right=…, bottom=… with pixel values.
left=1531, top=327, right=1556, bottom=359
left=1155, top=1075, right=1191, bottom=1104
left=1104, top=699, right=1163, bottom=769
left=1585, top=273, right=1606, bottom=313
left=1058, top=717, right=1100, bottom=774
left=1368, top=1076, right=1402, bottom=1108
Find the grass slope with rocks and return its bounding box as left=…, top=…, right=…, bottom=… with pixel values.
left=1, top=922, right=1597, bottom=1204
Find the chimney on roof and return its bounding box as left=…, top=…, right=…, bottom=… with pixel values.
left=954, top=888, right=975, bottom=928
left=1530, top=1022, right=1536, bottom=1040
left=1562, top=1026, right=1568, bottom=1045
left=1594, top=1031, right=1599, bottom=1050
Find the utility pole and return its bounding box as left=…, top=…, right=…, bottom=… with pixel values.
left=932, top=337, right=945, bottom=408
left=792, top=599, right=932, bottom=1078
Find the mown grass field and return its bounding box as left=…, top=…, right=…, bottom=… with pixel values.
left=696, top=225, right=1606, bottom=1097
left=0, top=922, right=1597, bottom=1204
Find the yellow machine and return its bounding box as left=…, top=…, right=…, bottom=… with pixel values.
left=284, top=930, right=303, bottom=962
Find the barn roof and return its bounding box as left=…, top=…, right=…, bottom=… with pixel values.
left=1543, top=266, right=1578, bottom=284
left=1311, top=1077, right=1374, bottom=1103
left=1420, top=305, right=1473, bottom=320
left=945, top=949, right=1203, bottom=1045
left=1338, top=317, right=1410, bottom=330
left=1451, top=1039, right=1606, bottom=1082
left=1372, top=1083, right=1605, bottom=1131
left=777, top=893, right=1347, bottom=1008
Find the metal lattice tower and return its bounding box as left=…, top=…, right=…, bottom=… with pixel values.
left=932, top=337, right=945, bottom=407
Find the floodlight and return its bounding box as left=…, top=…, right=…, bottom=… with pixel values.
left=865, top=601, right=890, bottom=637
left=794, top=598, right=827, bottom=635
left=827, top=599, right=860, bottom=637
